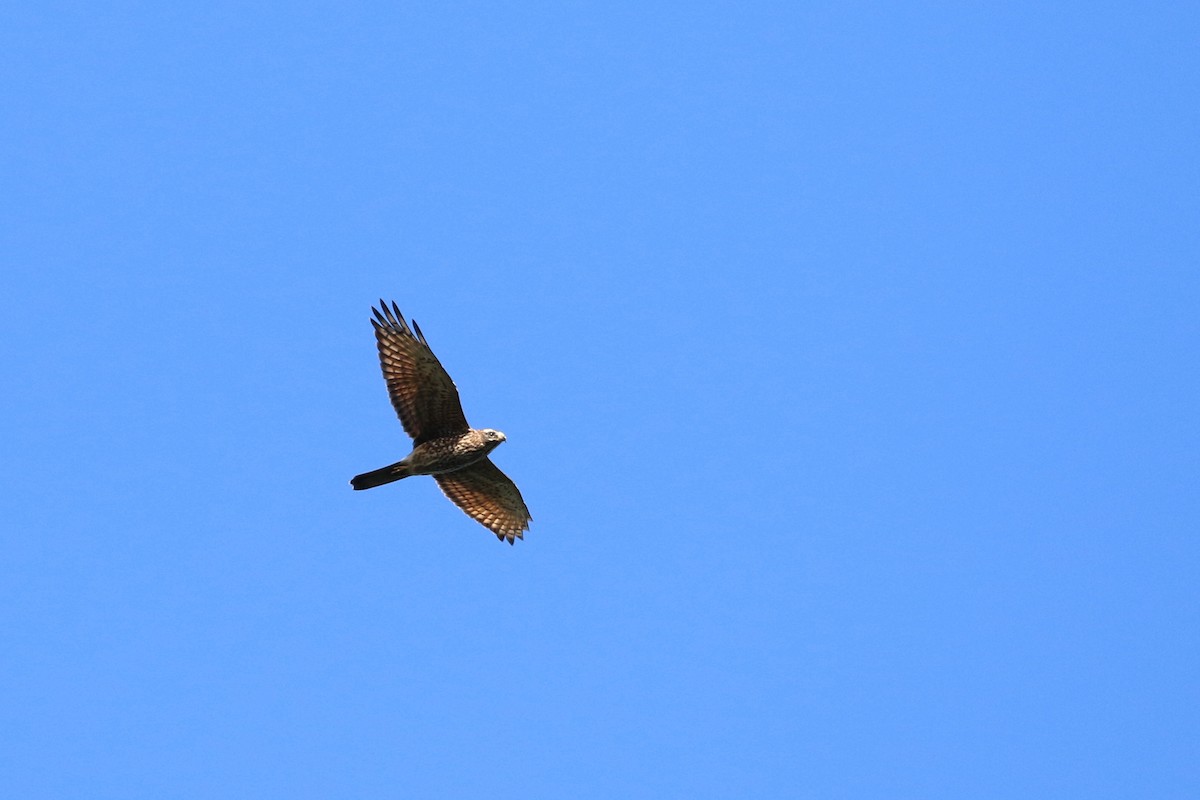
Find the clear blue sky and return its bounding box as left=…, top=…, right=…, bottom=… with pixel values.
left=2, top=2, right=1197, bottom=797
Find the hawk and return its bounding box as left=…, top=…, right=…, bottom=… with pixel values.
left=350, top=301, right=531, bottom=544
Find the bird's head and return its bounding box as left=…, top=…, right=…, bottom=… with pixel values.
left=480, top=429, right=507, bottom=447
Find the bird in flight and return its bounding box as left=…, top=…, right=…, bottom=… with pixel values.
left=350, top=301, right=532, bottom=544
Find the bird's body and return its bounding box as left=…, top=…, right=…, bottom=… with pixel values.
left=350, top=301, right=531, bottom=543
left=350, top=429, right=506, bottom=488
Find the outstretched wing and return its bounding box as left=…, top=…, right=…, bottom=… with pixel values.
left=371, top=300, right=470, bottom=445
left=434, top=458, right=532, bottom=544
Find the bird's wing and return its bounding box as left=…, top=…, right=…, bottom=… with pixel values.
left=371, top=300, right=470, bottom=444
left=434, top=458, right=532, bottom=544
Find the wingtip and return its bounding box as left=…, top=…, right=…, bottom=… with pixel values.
left=371, top=300, right=417, bottom=337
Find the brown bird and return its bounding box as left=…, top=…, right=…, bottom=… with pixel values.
left=350, top=301, right=532, bottom=544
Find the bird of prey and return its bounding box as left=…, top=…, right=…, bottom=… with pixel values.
left=350, top=301, right=531, bottom=544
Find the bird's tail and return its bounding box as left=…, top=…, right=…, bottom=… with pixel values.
left=350, top=461, right=412, bottom=490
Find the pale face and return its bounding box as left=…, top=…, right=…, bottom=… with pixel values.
left=480, top=429, right=507, bottom=444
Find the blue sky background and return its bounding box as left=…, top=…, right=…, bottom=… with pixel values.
left=2, top=2, right=1197, bottom=797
